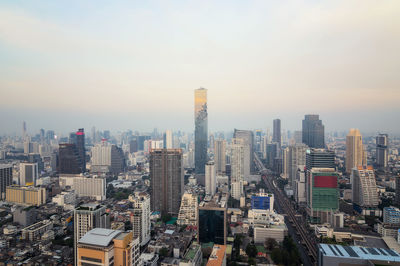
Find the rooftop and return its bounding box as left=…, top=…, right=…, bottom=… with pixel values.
left=319, top=244, right=400, bottom=262
left=207, top=245, right=226, bottom=266
left=78, top=228, right=122, bottom=247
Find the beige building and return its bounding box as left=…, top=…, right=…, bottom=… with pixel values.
left=129, top=192, right=151, bottom=246
left=6, top=185, right=46, bottom=206
left=346, top=129, right=366, bottom=174
left=214, top=139, right=226, bottom=175
left=177, top=192, right=198, bottom=227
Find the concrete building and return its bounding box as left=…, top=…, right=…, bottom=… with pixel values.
left=376, top=133, right=389, bottom=169
left=194, top=88, right=208, bottom=177
left=302, top=114, right=325, bottom=148
left=58, top=143, right=83, bottom=174
left=150, top=149, right=184, bottom=216
left=205, top=161, right=216, bottom=196
left=179, top=242, right=202, bottom=266
left=295, top=165, right=306, bottom=203
left=251, top=190, right=274, bottom=210
left=346, top=129, right=366, bottom=174
left=177, top=192, right=198, bottom=227
left=19, top=162, right=38, bottom=186
left=13, top=206, right=37, bottom=227
left=164, top=130, right=173, bottom=149
left=59, top=174, right=106, bottom=200
left=284, top=144, right=308, bottom=187
left=214, top=139, right=226, bottom=175
left=91, top=142, right=126, bottom=174
left=206, top=245, right=226, bottom=266
left=273, top=119, right=281, bottom=147
left=351, top=166, right=379, bottom=216
left=230, top=181, right=243, bottom=201
left=129, top=192, right=151, bottom=246
left=233, top=129, right=254, bottom=176
left=6, top=185, right=46, bottom=206
left=306, top=149, right=335, bottom=171
left=0, top=164, right=12, bottom=200
left=52, top=191, right=76, bottom=209
left=21, top=219, right=53, bottom=241
left=384, top=207, right=400, bottom=224
left=77, top=228, right=140, bottom=266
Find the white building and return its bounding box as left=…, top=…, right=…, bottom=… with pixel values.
left=351, top=166, right=379, bottom=215
left=60, top=175, right=106, bottom=200
left=284, top=144, right=308, bottom=187
left=129, top=192, right=151, bottom=246
left=205, top=162, right=216, bottom=196
left=91, top=142, right=125, bottom=174
left=164, top=130, right=173, bottom=149
left=52, top=191, right=76, bottom=210
left=231, top=138, right=244, bottom=183
left=177, top=193, right=198, bottom=227
left=214, top=139, right=226, bottom=175
left=231, top=181, right=243, bottom=200
left=294, top=165, right=306, bottom=203
left=19, top=162, right=38, bottom=186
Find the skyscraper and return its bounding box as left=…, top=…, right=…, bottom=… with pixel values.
left=205, top=161, right=216, bottom=196
left=351, top=166, right=379, bottom=216
left=306, top=149, right=335, bottom=171
left=75, top=128, right=86, bottom=172
left=0, top=164, right=12, bottom=200
left=58, top=143, right=82, bottom=174
left=91, top=142, right=126, bottom=174
left=22, top=121, right=27, bottom=140
left=194, top=88, right=208, bottom=178
left=231, top=138, right=245, bottom=200
left=19, top=162, right=38, bottom=186
left=284, top=144, right=308, bottom=187
left=233, top=129, right=254, bottom=176
left=214, top=139, right=226, bottom=175
left=376, top=134, right=388, bottom=169
left=163, top=130, right=173, bottom=149
left=273, top=119, right=281, bottom=147
left=150, top=149, right=183, bottom=215
left=302, top=114, right=325, bottom=148
left=346, top=129, right=366, bottom=174
left=129, top=192, right=151, bottom=246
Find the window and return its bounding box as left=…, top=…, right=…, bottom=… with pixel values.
left=81, top=256, right=102, bottom=263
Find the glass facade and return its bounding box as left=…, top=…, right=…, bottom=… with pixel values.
left=198, top=209, right=225, bottom=245
left=194, top=88, right=208, bottom=175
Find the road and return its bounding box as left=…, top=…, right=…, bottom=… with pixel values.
left=254, top=153, right=317, bottom=266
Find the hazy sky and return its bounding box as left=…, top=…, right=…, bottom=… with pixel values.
left=1, top=0, right=399, bottom=135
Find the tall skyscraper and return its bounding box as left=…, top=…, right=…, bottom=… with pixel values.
left=150, top=149, right=183, bottom=215
left=214, top=139, right=226, bottom=175
left=231, top=138, right=245, bottom=200
left=58, top=143, right=82, bottom=174
left=302, top=114, right=325, bottom=148
left=351, top=166, right=379, bottom=215
left=163, top=130, right=173, bottom=149
left=19, top=162, right=38, bottom=186
left=74, top=203, right=110, bottom=265
left=129, top=192, right=151, bottom=246
left=233, top=129, right=254, bottom=176
left=0, top=164, right=12, bottom=200
left=22, top=121, right=27, bottom=140
left=376, top=134, right=388, bottom=169
left=194, top=88, right=208, bottom=178
left=205, top=161, right=216, bottom=196
left=284, top=144, right=308, bottom=187
left=75, top=128, right=86, bottom=172
left=273, top=119, right=281, bottom=147
left=346, top=129, right=366, bottom=174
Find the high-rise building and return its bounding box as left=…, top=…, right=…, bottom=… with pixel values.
left=194, top=88, right=208, bottom=178
left=74, top=203, right=110, bottom=265
left=266, top=143, right=278, bottom=170
left=75, top=128, right=86, bottom=172
left=284, top=144, right=308, bottom=187
left=351, top=166, right=379, bottom=216
left=58, top=143, right=82, bottom=174
left=130, top=139, right=138, bottom=153
left=231, top=138, right=244, bottom=184
left=205, top=161, right=216, bottom=196
left=6, top=185, right=46, bottom=206
left=295, top=165, right=306, bottom=204
left=163, top=130, right=173, bottom=149
left=129, top=192, right=151, bottom=246
left=273, top=119, right=281, bottom=147
left=198, top=193, right=228, bottom=245
left=376, top=134, right=388, bottom=169
left=302, top=114, right=325, bottom=148
left=22, top=121, right=27, bottom=140
left=306, top=168, right=339, bottom=223
left=214, top=139, right=226, bottom=175
left=150, top=149, right=183, bottom=215
left=0, top=164, right=13, bottom=200
left=306, top=149, right=335, bottom=171
left=77, top=228, right=140, bottom=266
left=91, top=142, right=126, bottom=174
left=19, top=162, right=38, bottom=186
left=346, top=129, right=366, bottom=174
left=177, top=192, right=198, bottom=227
left=233, top=129, right=254, bottom=176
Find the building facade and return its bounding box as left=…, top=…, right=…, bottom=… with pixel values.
left=376, top=134, right=388, bottom=169
left=177, top=192, right=198, bottom=227
left=214, top=139, right=226, bottom=175
left=129, top=192, right=151, bottom=246
left=6, top=185, right=46, bottom=206
left=0, top=164, right=12, bottom=200
left=194, top=88, right=208, bottom=177
left=233, top=129, right=254, bottom=176
left=302, top=114, right=325, bottom=148
left=205, top=161, right=216, bottom=196
left=351, top=166, right=379, bottom=215
left=345, top=129, right=366, bottom=174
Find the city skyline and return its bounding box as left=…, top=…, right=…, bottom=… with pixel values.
left=1, top=1, right=400, bottom=134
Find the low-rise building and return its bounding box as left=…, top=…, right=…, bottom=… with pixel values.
left=179, top=242, right=202, bottom=266
left=6, top=185, right=46, bottom=206
left=22, top=219, right=53, bottom=241
left=206, top=245, right=226, bottom=266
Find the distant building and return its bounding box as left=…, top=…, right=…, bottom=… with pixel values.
left=91, top=141, right=126, bottom=174
left=302, top=114, right=325, bottom=148
left=6, top=185, right=46, bottom=206
left=58, top=143, right=82, bottom=174
left=205, top=161, right=216, bottom=196
left=164, top=130, right=173, bottom=149
left=21, top=219, right=53, bottom=241
left=233, top=129, right=254, bottom=176
left=273, top=119, right=281, bottom=147
left=376, top=134, right=389, bottom=169
left=251, top=191, right=274, bottom=210
left=177, top=193, right=198, bottom=227
left=198, top=193, right=228, bottom=245
left=77, top=228, right=140, bottom=266
left=129, top=192, right=151, bottom=246
left=351, top=166, right=379, bottom=216
left=214, top=139, right=226, bottom=175
left=60, top=175, right=106, bottom=201
left=194, top=88, right=208, bottom=177
left=306, top=149, right=335, bottom=171
left=13, top=206, right=37, bottom=227
left=346, top=129, right=366, bottom=174
left=0, top=164, right=12, bottom=200
left=294, top=166, right=306, bottom=204
left=19, top=162, right=38, bottom=186
left=284, top=144, right=308, bottom=187
left=150, top=149, right=183, bottom=215
left=75, top=128, right=86, bottom=172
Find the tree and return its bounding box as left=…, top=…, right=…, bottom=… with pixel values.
left=245, top=243, right=258, bottom=258
left=265, top=238, right=278, bottom=251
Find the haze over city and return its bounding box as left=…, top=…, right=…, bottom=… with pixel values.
left=1, top=0, right=400, bottom=135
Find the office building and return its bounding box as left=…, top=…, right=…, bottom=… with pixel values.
left=6, top=185, right=46, bottom=206
left=177, top=192, right=198, bottom=227
left=318, top=244, right=400, bottom=266
left=376, top=134, right=389, bottom=169
left=198, top=193, right=228, bottom=245
left=351, top=166, right=379, bottom=215
left=306, top=168, right=339, bottom=223
left=206, top=245, right=226, bottom=266
left=130, top=139, right=138, bottom=153
left=306, top=149, right=335, bottom=171
left=194, top=88, right=208, bottom=177
left=266, top=143, right=278, bottom=170
left=284, top=144, right=308, bottom=187
left=346, top=129, right=366, bottom=174
left=150, top=149, right=183, bottom=215
left=73, top=176, right=107, bottom=200
left=205, top=161, right=216, bottom=196
left=214, top=139, right=226, bottom=175
left=58, top=143, right=83, bottom=174
left=21, top=219, right=53, bottom=241
left=129, top=192, right=151, bottom=246
left=231, top=181, right=243, bottom=200
left=77, top=228, right=140, bottom=266
left=19, top=162, right=38, bottom=186
left=383, top=207, right=400, bottom=224
left=164, top=130, right=173, bottom=149
left=91, top=142, right=126, bottom=174
left=233, top=129, right=254, bottom=176
left=302, top=114, right=325, bottom=148
left=295, top=166, right=306, bottom=204
left=75, top=128, right=86, bottom=172
left=231, top=138, right=244, bottom=183
left=273, top=119, right=281, bottom=147
left=74, top=203, right=110, bottom=265
left=0, top=164, right=12, bottom=200
left=251, top=191, right=274, bottom=210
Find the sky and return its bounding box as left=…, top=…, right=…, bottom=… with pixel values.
left=0, top=0, right=399, bottom=136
